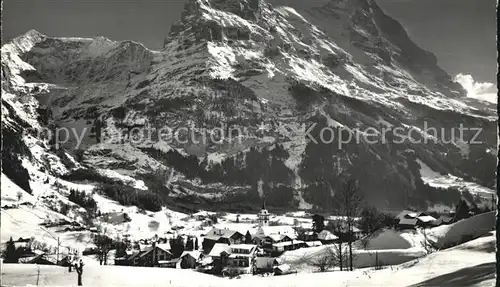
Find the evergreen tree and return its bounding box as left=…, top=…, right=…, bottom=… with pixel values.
left=115, top=241, right=127, bottom=258
left=194, top=238, right=199, bottom=251
left=244, top=231, right=252, bottom=244
left=186, top=237, right=194, bottom=251
left=3, top=237, right=19, bottom=263
left=170, top=236, right=185, bottom=258
left=312, top=214, right=325, bottom=233
left=455, top=199, right=470, bottom=221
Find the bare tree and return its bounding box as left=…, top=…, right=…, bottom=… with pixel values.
left=94, top=227, right=113, bottom=265
left=16, top=191, right=23, bottom=205
left=422, top=227, right=434, bottom=254
left=309, top=251, right=334, bottom=272
left=335, top=177, right=362, bottom=271
left=307, top=245, right=347, bottom=272
left=331, top=242, right=349, bottom=270
left=326, top=219, right=351, bottom=271
left=76, top=259, right=84, bottom=286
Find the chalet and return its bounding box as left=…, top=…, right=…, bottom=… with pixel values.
left=141, top=243, right=173, bottom=266
left=271, top=240, right=306, bottom=253
left=254, top=257, right=279, bottom=273
left=254, top=226, right=297, bottom=242
left=317, top=230, right=338, bottom=244
left=18, top=249, right=45, bottom=263
left=223, top=244, right=258, bottom=275
left=395, top=210, right=419, bottom=229
left=274, top=264, right=292, bottom=275
left=179, top=251, right=203, bottom=269
left=209, top=243, right=231, bottom=274
left=116, top=243, right=173, bottom=267
left=397, top=217, right=418, bottom=230
left=255, top=233, right=293, bottom=251
left=415, top=214, right=437, bottom=228
left=203, top=228, right=244, bottom=253
left=23, top=254, right=57, bottom=265
left=395, top=210, right=417, bottom=221
left=396, top=210, right=438, bottom=229
left=22, top=254, right=71, bottom=266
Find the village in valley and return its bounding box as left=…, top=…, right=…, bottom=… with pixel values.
left=1, top=192, right=495, bottom=284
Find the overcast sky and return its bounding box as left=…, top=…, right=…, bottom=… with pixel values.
left=2, top=0, right=496, bottom=86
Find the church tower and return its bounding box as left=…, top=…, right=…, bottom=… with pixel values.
left=258, top=201, right=269, bottom=227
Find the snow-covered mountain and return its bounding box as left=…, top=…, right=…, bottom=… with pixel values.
left=2, top=0, right=496, bottom=218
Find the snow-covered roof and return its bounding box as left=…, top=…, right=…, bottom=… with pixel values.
left=399, top=218, right=417, bottom=226
left=395, top=210, right=418, bottom=220
left=305, top=241, right=323, bottom=247
left=259, top=209, right=270, bottom=215
left=317, top=230, right=338, bottom=241
left=266, top=233, right=291, bottom=242
left=274, top=264, right=291, bottom=273
left=230, top=244, right=257, bottom=251
left=205, top=228, right=243, bottom=241
left=180, top=250, right=202, bottom=259
left=417, top=215, right=437, bottom=223
left=273, top=240, right=305, bottom=247
left=199, top=256, right=213, bottom=265
left=208, top=243, right=231, bottom=257
left=407, top=213, right=418, bottom=218
left=256, top=226, right=297, bottom=239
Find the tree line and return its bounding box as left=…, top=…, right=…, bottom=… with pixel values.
left=141, top=143, right=295, bottom=207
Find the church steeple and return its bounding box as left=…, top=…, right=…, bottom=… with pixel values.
left=258, top=199, right=269, bottom=227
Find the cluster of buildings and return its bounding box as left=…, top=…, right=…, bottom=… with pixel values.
left=198, top=203, right=345, bottom=276
left=114, top=239, right=202, bottom=269
left=5, top=203, right=364, bottom=277
left=107, top=203, right=303, bottom=276
left=395, top=210, right=453, bottom=230
left=111, top=203, right=340, bottom=276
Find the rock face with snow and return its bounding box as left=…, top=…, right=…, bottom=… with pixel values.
left=1, top=0, right=496, bottom=213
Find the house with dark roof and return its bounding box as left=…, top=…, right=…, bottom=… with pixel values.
left=255, top=257, right=280, bottom=273
left=395, top=210, right=438, bottom=229
left=202, top=228, right=244, bottom=254
left=432, top=215, right=454, bottom=226
left=179, top=251, right=203, bottom=269
left=115, top=242, right=173, bottom=267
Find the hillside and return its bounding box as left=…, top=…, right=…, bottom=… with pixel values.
left=1, top=0, right=496, bottom=221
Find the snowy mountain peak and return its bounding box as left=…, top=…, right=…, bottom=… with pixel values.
left=1, top=0, right=496, bottom=216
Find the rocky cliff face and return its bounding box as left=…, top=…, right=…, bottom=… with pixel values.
left=2, top=0, right=496, bottom=213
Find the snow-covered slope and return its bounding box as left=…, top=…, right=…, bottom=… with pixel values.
left=1, top=0, right=496, bottom=221
left=427, top=211, right=495, bottom=249
left=1, top=232, right=495, bottom=286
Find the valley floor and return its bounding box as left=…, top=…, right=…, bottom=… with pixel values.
left=1, top=232, right=495, bottom=287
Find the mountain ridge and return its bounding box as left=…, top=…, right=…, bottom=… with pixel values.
left=1, top=0, right=496, bottom=219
